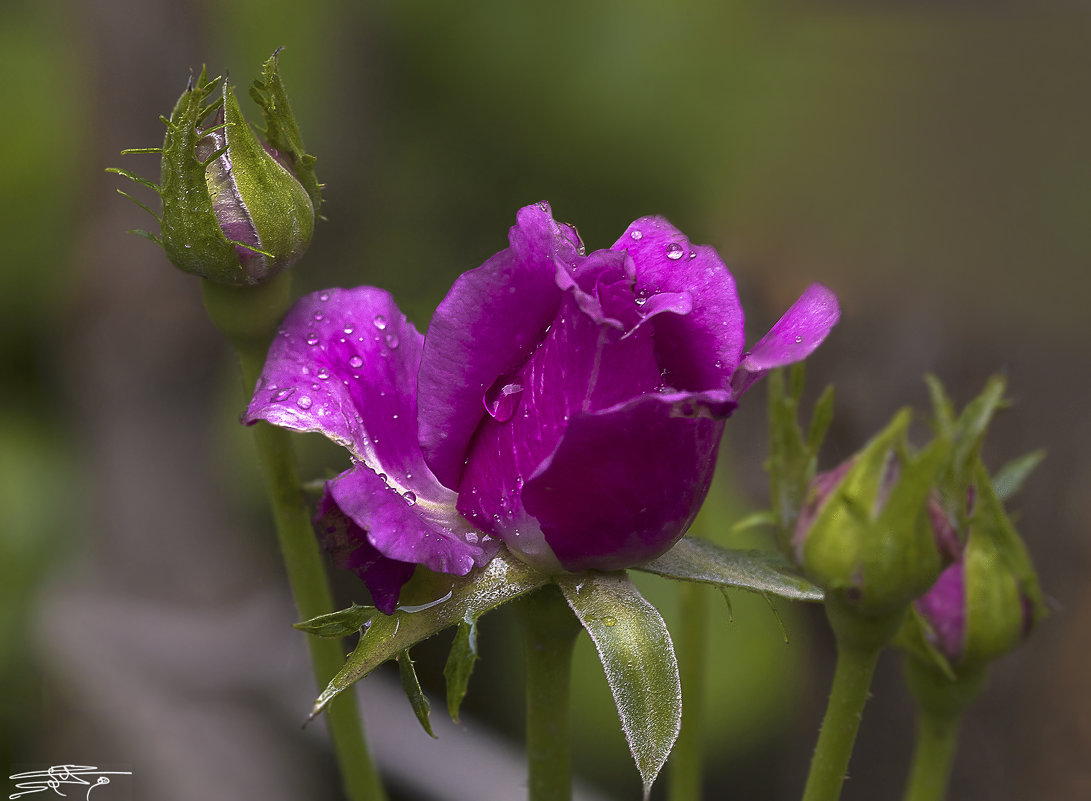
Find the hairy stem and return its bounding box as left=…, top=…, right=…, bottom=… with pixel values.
left=202, top=274, right=387, bottom=801
left=668, top=582, right=708, bottom=801
left=517, top=584, right=583, bottom=801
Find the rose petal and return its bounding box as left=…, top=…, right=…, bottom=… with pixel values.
left=613, top=217, right=746, bottom=393
left=327, top=463, right=497, bottom=580
left=915, top=561, right=966, bottom=662
left=523, top=391, right=730, bottom=571
left=245, top=287, right=453, bottom=508
left=314, top=486, right=416, bottom=614
left=418, top=202, right=578, bottom=489
left=457, top=289, right=664, bottom=568
left=730, top=283, right=841, bottom=396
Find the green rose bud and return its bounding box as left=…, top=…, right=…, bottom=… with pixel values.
left=110, top=51, right=320, bottom=286
left=795, top=409, right=950, bottom=615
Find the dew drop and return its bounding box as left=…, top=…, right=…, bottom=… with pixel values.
left=688, top=251, right=697, bottom=260
left=272, top=388, right=295, bottom=402
left=630, top=229, right=643, bottom=241
left=343, top=325, right=354, bottom=335
left=313, top=312, right=324, bottom=321
left=305, top=332, right=319, bottom=346
left=373, top=315, right=388, bottom=330
left=348, top=355, right=364, bottom=368
left=603, top=616, right=617, bottom=627
left=795, top=335, right=803, bottom=344
left=665, top=242, right=684, bottom=260
left=402, top=491, right=416, bottom=506
left=384, top=333, right=399, bottom=349
left=319, top=292, right=330, bottom=302
left=296, top=395, right=313, bottom=410
left=317, top=368, right=330, bottom=380
left=483, top=374, right=525, bottom=422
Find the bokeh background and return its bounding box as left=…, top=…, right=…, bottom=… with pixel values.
left=2, top=1, right=1089, bottom=799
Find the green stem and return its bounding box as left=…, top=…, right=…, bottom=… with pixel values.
left=801, top=596, right=906, bottom=801
left=901, top=710, right=960, bottom=801
left=899, top=657, right=985, bottom=801
left=668, top=582, right=708, bottom=801
left=517, top=584, right=582, bottom=801
left=202, top=274, right=387, bottom=801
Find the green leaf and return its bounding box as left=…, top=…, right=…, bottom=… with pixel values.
left=443, top=617, right=479, bottom=723
left=637, top=536, right=823, bottom=602
left=992, top=449, right=1045, bottom=501
left=557, top=572, right=680, bottom=801
left=308, top=550, right=548, bottom=719
left=294, top=602, right=374, bottom=637
left=397, top=650, right=436, bottom=738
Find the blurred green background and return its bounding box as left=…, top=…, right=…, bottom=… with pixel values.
left=2, top=1, right=1089, bottom=799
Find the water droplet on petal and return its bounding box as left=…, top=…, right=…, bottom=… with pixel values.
left=272, top=388, right=295, bottom=402
left=349, top=355, right=364, bottom=368
left=665, top=242, right=684, bottom=260
left=306, top=332, right=319, bottom=346
left=319, top=292, right=330, bottom=302
left=313, top=312, right=324, bottom=321
left=688, top=251, right=697, bottom=260
left=630, top=229, right=643, bottom=241
left=317, top=368, right=330, bottom=380
left=296, top=395, right=313, bottom=410
left=384, top=333, right=399, bottom=349
left=795, top=335, right=803, bottom=344
left=402, top=491, right=416, bottom=506
left=483, top=374, right=525, bottom=422
left=343, top=325, right=354, bottom=335
left=373, top=315, right=388, bottom=330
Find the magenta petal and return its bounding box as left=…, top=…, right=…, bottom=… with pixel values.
left=521, top=391, right=730, bottom=572
left=418, top=203, right=578, bottom=489
left=730, top=283, right=841, bottom=396
left=915, top=561, right=967, bottom=662
left=327, top=463, right=497, bottom=579
left=314, top=487, right=416, bottom=614
left=613, top=216, right=746, bottom=393
left=245, top=287, right=456, bottom=510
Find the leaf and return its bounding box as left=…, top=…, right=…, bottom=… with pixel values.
left=637, top=536, right=823, bottom=602
left=308, top=550, right=548, bottom=719
left=992, top=449, right=1045, bottom=501
left=294, top=602, right=374, bottom=637
left=443, top=617, right=479, bottom=723
left=557, top=572, right=680, bottom=801
left=397, top=650, right=436, bottom=738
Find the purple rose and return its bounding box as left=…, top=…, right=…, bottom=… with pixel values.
left=245, top=203, right=839, bottom=612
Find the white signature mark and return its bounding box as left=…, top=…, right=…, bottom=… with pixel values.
left=8, top=765, right=132, bottom=800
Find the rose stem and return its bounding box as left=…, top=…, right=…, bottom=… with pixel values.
left=202, top=272, right=387, bottom=801
left=801, top=595, right=905, bottom=801
left=899, top=657, right=984, bottom=801
left=517, top=583, right=583, bottom=801
left=668, top=581, right=708, bottom=801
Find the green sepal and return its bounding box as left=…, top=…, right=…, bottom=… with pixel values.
left=893, top=605, right=957, bottom=682
left=961, top=461, right=1046, bottom=666
left=767, top=365, right=835, bottom=552
left=557, top=572, right=680, bottom=801
left=397, top=650, right=436, bottom=738
left=992, top=449, right=1045, bottom=502
left=636, top=536, right=823, bottom=602
left=802, top=410, right=950, bottom=613
left=250, top=49, right=322, bottom=214
left=158, top=69, right=244, bottom=282
left=304, top=551, right=548, bottom=719
left=443, top=616, right=479, bottom=723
